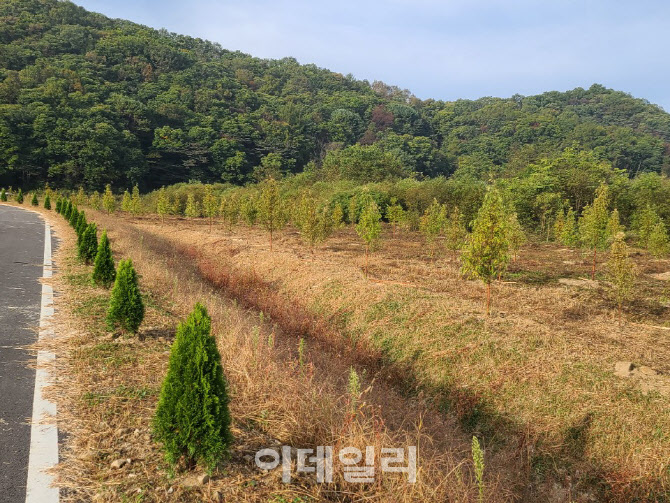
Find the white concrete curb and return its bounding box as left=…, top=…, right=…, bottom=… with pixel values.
left=25, top=220, right=59, bottom=503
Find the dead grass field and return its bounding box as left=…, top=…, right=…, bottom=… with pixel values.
left=83, top=211, right=670, bottom=503
left=10, top=202, right=522, bottom=503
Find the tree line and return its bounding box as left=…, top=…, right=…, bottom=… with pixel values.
left=1, top=0, right=670, bottom=192
left=6, top=177, right=664, bottom=317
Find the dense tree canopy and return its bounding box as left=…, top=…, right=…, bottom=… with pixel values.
left=1, top=0, right=670, bottom=191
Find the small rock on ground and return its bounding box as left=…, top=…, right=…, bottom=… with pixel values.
left=614, top=361, right=634, bottom=377
left=111, top=458, right=131, bottom=469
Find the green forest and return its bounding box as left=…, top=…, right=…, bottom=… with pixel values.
left=2, top=0, right=670, bottom=195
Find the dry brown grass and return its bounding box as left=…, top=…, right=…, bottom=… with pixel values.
left=94, top=212, right=670, bottom=502
left=21, top=203, right=517, bottom=502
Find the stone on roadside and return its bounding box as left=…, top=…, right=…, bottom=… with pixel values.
left=614, top=361, right=634, bottom=377
left=111, top=458, right=131, bottom=469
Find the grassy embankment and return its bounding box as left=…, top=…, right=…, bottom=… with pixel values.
left=10, top=201, right=505, bottom=503
left=89, top=209, right=670, bottom=503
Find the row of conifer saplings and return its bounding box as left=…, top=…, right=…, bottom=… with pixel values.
left=53, top=196, right=233, bottom=470
left=1, top=187, right=47, bottom=207
left=14, top=181, right=668, bottom=265
left=61, top=179, right=668, bottom=265
left=5, top=182, right=664, bottom=320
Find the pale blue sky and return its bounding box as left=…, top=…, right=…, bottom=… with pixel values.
left=73, top=0, right=670, bottom=110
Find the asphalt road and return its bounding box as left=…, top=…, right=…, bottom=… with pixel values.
left=0, top=205, right=47, bottom=503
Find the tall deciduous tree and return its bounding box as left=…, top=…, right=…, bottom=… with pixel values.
left=202, top=185, right=218, bottom=232
left=240, top=194, right=257, bottom=226
left=385, top=197, right=405, bottom=236
left=331, top=203, right=345, bottom=229
left=648, top=222, right=670, bottom=258
left=74, top=187, right=86, bottom=207
left=102, top=184, right=115, bottom=214
left=634, top=204, right=662, bottom=248
left=461, top=189, right=510, bottom=315
left=184, top=193, right=201, bottom=218
left=420, top=198, right=446, bottom=258
left=606, top=233, right=637, bottom=322
left=257, top=178, right=285, bottom=250
left=605, top=208, right=624, bottom=243
left=444, top=206, right=467, bottom=260
left=130, top=185, right=142, bottom=216
left=121, top=189, right=132, bottom=213
left=506, top=212, right=526, bottom=262
left=579, top=183, right=610, bottom=280
left=295, top=191, right=331, bottom=251
left=558, top=207, right=579, bottom=247
left=156, top=187, right=169, bottom=223
left=356, top=197, right=382, bottom=278
left=89, top=191, right=101, bottom=210
left=220, top=193, right=240, bottom=231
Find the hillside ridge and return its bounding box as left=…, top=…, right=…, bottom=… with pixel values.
left=1, top=0, right=669, bottom=190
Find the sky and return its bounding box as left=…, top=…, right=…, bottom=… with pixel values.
left=72, top=0, right=670, bottom=111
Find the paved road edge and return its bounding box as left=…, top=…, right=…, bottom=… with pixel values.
left=25, top=219, right=59, bottom=503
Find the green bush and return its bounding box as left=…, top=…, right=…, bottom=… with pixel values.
left=69, top=205, right=79, bottom=227
left=44, top=194, right=51, bottom=210
left=76, top=211, right=87, bottom=246
left=107, top=259, right=144, bottom=334
left=31, top=193, right=38, bottom=206
left=154, top=303, right=232, bottom=470
left=92, top=230, right=116, bottom=287
left=78, top=223, right=98, bottom=265
left=16, top=189, right=23, bottom=204
left=1, top=188, right=6, bottom=202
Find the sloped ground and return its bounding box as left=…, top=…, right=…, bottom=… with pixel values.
left=110, top=213, right=670, bottom=502
left=36, top=205, right=510, bottom=503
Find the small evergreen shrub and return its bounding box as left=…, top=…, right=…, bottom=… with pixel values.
left=107, top=259, right=144, bottom=333
left=1, top=188, right=6, bottom=202
left=76, top=211, right=87, bottom=246
left=69, top=205, right=79, bottom=227
left=44, top=194, right=51, bottom=210
left=16, top=189, right=23, bottom=204
left=92, top=231, right=116, bottom=287
left=79, top=223, right=98, bottom=265
left=31, top=193, right=38, bottom=206
left=154, top=303, right=233, bottom=470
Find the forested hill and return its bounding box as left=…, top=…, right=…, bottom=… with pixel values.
left=1, top=0, right=670, bottom=191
